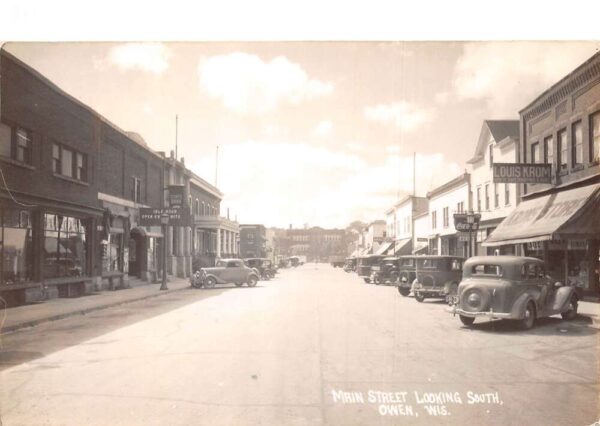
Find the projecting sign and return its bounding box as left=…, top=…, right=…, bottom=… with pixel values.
left=139, top=208, right=191, bottom=226
left=493, top=163, right=552, bottom=184
left=168, top=185, right=185, bottom=208
left=453, top=213, right=481, bottom=232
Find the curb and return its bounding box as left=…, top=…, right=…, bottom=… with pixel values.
left=1, top=285, right=191, bottom=335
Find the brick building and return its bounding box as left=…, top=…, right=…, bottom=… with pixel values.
left=239, top=224, right=267, bottom=258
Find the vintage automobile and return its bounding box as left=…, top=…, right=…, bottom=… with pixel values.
left=191, top=258, right=259, bottom=288
left=244, top=258, right=276, bottom=280
left=448, top=256, right=579, bottom=329
left=411, top=255, right=464, bottom=302
left=289, top=256, right=301, bottom=267
left=356, top=254, right=386, bottom=283
left=371, top=256, right=399, bottom=285
left=396, top=256, right=417, bottom=296
left=343, top=257, right=357, bottom=273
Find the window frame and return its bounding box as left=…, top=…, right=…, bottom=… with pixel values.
left=571, top=120, right=583, bottom=167
left=590, top=111, right=600, bottom=164
left=52, top=142, right=88, bottom=182
left=558, top=128, right=568, bottom=171
left=543, top=135, right=554, bottom=166
left=131, top=177, right=142, bottom=203
left=0, top=121, right=33, bottom=166
left=531, top=141, right=540, bottom=164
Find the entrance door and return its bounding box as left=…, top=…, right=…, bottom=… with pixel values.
left=128, top=229, right=146, bottom=278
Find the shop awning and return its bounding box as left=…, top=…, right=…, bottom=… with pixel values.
left=374, top=241, right=393, bottom=255
left=386, top=238, right=412, bottom=255
left=412, top=241, right=428, bottom=254
left=483, top=183, right=600, bottom=247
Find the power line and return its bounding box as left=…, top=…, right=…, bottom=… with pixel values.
left=0, top=166, right=37, bottom=207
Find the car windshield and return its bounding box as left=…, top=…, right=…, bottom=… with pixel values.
left=215, top=260, right=227, bottom=267
left=471, top=264, right=503, bottom=277
left=400, top=259, right=414, bottom=267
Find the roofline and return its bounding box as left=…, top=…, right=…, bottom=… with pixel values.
left=393, top=194, right=428, bottom=209
left=426, top=172, right=470, bottom=199
left=519, top=50, right=600, bottom=115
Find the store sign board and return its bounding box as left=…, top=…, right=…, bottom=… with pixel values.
left=168, top=185, right=185, bottom=208
left=458, top=232, right=470, bottom=242
left=493, top=163, right=552, bottom=184
left=139, top=208, right=191, bottom=226
left=453, top=213, right=481, bottom=232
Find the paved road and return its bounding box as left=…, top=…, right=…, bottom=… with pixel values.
left=1, top=264, right=598, bottom=425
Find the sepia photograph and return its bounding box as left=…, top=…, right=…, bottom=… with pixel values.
left=0, top=4, right=599, bottom=425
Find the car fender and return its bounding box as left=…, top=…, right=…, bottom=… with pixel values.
left=204, top=273, right=226, bottom=284
left=510, top=292, right=535, bottom=319
left=247, top=273, right=259, bottom=282
left=553, top=286, right=576, bottom=311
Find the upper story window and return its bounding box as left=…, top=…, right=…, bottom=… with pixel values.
left=590, top=111, right=600, bottom=163
left=188, top=195, right=193, bottom=214
left=504, top=183, right=510, bottom=206
left=0, top=122, right=33, bottom=165
left=572, top=121, right=583, bottom=166
left=52, top=143, right=88, bottom=182
left=544, top=135, right=554, bottom=166
left=494, top=183, right=499, bottom=208
left=131, top=177, right=141, bottom=203
left=456, top=201, right=464, bottom=213
left=477, top=187, right=481, bottom=212
left=202, top=202, right=206, bottom=215
left=488, top=144, right=493, bottom=167
left=484, top=184, right=489, bottom=211
left=558, top=129, right=568, bottom=171
left=431, top=210, right=437, bottom=230
left=442, top=207, right=449, bottom=228
left=195, top=199, right=200, bottom=215
left=531, top=142, right=540, bottom=164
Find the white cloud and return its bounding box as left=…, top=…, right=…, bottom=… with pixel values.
left=451, top=42, right=599, bottom=115
left=198, top=53, right=333, bottom=114
left=107, top=43, right=170, bottom=75
left=314, top=120, right=333, bottom=137
left=364, top=101, right=432, bottom=132
left=191, top=141, right=460, bottom=228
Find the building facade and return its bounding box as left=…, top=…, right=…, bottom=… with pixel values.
left=285, top=226, right=346, bottom=261
left=239, top=224, right=267, bottom=258
left=485, top=52, right=600, bottom=297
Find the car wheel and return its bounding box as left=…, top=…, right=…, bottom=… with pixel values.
left=518, top=301, right=536, bottom=330
left=247, top=275, right=258, bottom=287
left=459, top=315, right=475, bottom=326
left=204, top=277, right=216, bottom=289
left=415, top=293, right=425, bottom=303
left=561, top=296, right=578, bottom=320
left=373, top=274, right=381, bottom=285
left=389, top=271, right=399, bottom=284
left=363, top=278, right=371, bottom=284
left=398, top=287, right=410, bottom=297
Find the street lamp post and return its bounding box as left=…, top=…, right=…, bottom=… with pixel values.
left=160, top=214, right=169, bottom=290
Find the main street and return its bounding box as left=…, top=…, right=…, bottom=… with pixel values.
left=1, top=265, right=598, bottom=425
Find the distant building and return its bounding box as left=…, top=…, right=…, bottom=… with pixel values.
left=239, top=224, right=267, bottom=258
left=282, top=226, right=346, bottom=262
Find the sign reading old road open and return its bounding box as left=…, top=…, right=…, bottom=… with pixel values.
left=139, top=208, right=191, bottom=227
left=493, top=163, right=552, bottom=184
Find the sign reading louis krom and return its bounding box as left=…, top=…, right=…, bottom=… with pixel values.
left=493, top=163, right=552, bottom=184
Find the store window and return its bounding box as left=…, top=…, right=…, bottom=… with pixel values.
left=572, top=121, right=583, bottom=166
left=0, top=123, right=33, bottom=165
left=1, top=208, right=34, bottom=284
left=558, top=129, right=568, bottom=171
left=43, top=213, right=87, bottom=278
left=590, top=111, right=600, bottom=163
left=102, top=233, right=122, bottom=272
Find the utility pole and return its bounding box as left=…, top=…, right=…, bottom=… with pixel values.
left=413, top=152, right=416, bottom=197
left=175, top=115, right=178, bottom=160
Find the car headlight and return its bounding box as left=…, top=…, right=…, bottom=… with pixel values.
left=467, top=292, right=481, bottom=307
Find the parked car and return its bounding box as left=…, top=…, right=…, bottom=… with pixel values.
left=343, top=257, right=357, bottom=273
left=356, top=255, right=386, bottom=283
left=191, top=258, right=259, bottom=288
left=411, top=255, right=464, bottom=302
left=396, top=256, right=417, bottom=296
left=289, top=256, right=301, bottom=267
left=371, top=256, right=399, bottom=284
left=244, top=258, right=276, bottom=280
left=448, top=256, right=579, bottom=329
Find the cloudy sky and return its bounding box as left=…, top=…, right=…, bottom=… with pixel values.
left=4, top=41, right=599, bottom=228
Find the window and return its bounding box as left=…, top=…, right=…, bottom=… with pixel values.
left=472, top=264, right=502, bottom=277
left=477, top=187, right=481, bottom=212
left=590, top=112, right=600, bottom=163
left=572, top=121, right=583, bottom=166
left=494, top=183, right=499, bottom=208
left=504, top=184, right=510, bottom=205
left=15, top=128, right=32, bottom=164
left=195, top=199, right=200, bottom=215
left=0, top=123, right=11, bottom=158
left=52, top=143, right=88, bottom=182
left=202, top=202, right=206, bottom=215
left=188, top=195, right=193, bottom=214
left=431, top=211, right=437, bottom=229
left=558, top=129, right=568, bottom=171
left=443, top=207, right=449, bottom=228
left=1, top=208, right=33, bottom=284
left=485, top=184, right=489, bottom=210
left=489, top=144, right=493, bottom=167
left=0, top=123, right=33, bottom=165
left=132, top=177, right=141, bottom=203
left=43, top=213, right=87, bottom=279
left=456, top=201, right=464, bottom=213
left=544, top=135, right=554, bottom=166
left=531, top=142, right=540, bottom=164
left=102, top=233, right=122, bottom=273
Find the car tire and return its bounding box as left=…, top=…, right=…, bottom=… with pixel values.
left=373, top=274, right=381, bottom=285
left=247, top=275, right=258, bottom=287
left=459, top=315, right=475, bottom=326
left=561, top=296, right=578, bottom=320
left=204, top=277, right=216, bottom=289
left=389, top=271, right=399, bottom=284
left=415, top=293, right=425, bottom=303
left=363, top=278, right=371, bottom=284
left=518, top=301, right=536, bottom=330
left=398, top=287, right=410, bottom=297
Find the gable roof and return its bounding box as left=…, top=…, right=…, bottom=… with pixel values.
left=467, top=120, right=519, bottom=164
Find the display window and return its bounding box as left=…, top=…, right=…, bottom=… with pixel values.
left=1, top=208, right=34, bottom=284
left=43, top=213, right=87, bottom=278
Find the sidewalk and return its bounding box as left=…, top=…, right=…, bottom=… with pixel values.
left=1, top=278, right=192, bottom=335
left=579, top=301, right=600, bottom=328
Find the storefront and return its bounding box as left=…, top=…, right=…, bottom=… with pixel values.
left=484, top=183, right=600, bottom=296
